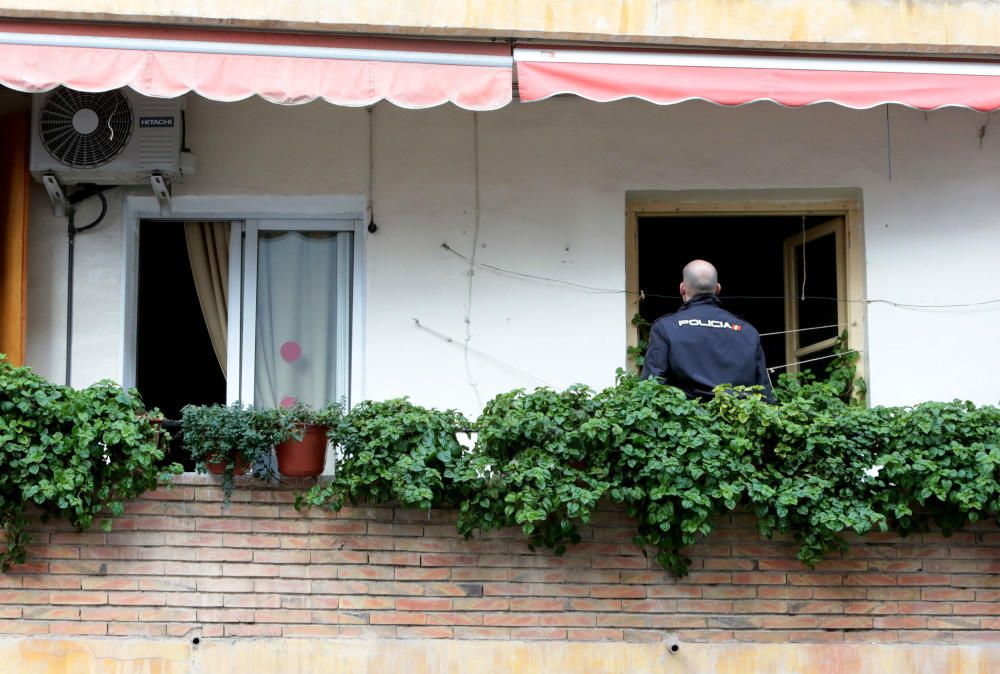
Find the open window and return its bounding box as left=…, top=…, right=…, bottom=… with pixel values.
left=783, top=217, right=848, bottom=376
left=133, top=217, right=356, bottom=467
left=626, top=199, right=864, bottom=384
left=136, top=222, right=226, bottom=410
left=136, top=220, right=230, bottom=468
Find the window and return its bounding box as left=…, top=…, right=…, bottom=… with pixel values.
left=234, top=220, right=354, bottom=408
left=626, top=197, right=865, bottom=383
left=127, top=208, right=361, bottom=460
left=130, top=214, right=358, bottom=471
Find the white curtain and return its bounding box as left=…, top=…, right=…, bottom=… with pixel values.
left=184, top=222, right=230, bottom=377
left=254, top=231, right=349, bottom=409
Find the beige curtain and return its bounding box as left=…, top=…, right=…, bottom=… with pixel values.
left=184, top=222, right=230, bottom=376
left=0, top=112, right=30, bottom=366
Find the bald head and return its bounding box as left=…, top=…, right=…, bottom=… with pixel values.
left=680, top=259, right=720, bottom=302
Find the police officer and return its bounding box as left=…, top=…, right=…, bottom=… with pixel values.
left=640, top=259, right=775, bottom=402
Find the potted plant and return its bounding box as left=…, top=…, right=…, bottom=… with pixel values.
left=181, top=403, right=278, bottom=500
left=264, top=401, right=343, bottom=477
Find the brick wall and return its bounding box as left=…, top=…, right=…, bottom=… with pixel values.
left=1, top=474, right=998, bottom=643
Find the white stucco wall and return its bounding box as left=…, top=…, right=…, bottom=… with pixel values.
left=20, top=94, right=1000, bottom=413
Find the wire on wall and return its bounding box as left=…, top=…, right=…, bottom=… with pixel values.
left=885, top=104, right=894, bottom=181
left=979, top=111, right=993, bottom=150
left=441, top=242, right=1000, bottom=311
left=767, top=349, right=862, bottom=374
left=366, top=106, right=378, bottom=234
left=799, top=215, right=807, bottom=301
left=414, top=318, right=551, bottom=387
left=442, top=242, right=621, bottom=294
left=759, top=323, right=848, bottom=338
left=463, top=112, right=484, bottom=407
left=415, top=312, right=857, bottom=383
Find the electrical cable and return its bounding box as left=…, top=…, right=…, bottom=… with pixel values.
left=885, top=104, right=894, bottom=181
left=413, top=318, right=551, bottom=387
left=799, top=215, right=807, bottom=301
left=979, top=111, right=993, bottom=150
left=464, top=113, right=484, bottom=407
left=758, top=323, right=848, bottom=338
left=72, top=190, right=108, bottom=233
left=415, top=313, right=856, bottom=385
left=366, top=105, right=377, bottom=233
left=442, top=242, right=1000, bottom=310
left=442, top=243, right=622, bottom=294
left=767, top=349, right=862, bottom=374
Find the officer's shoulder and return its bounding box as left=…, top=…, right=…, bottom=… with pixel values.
left=650, top=311, right=679, bottom=329
left=720, top=308, right=761, bottom=336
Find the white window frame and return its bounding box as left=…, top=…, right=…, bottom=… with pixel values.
left=238, top=219, right=354, bottom=407
left=120, top=195, right=367, bottom=408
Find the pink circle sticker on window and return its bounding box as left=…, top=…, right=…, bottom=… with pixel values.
left=280, top=341, right=302, bottom=363
left=280, top=396, right=297, bottom=409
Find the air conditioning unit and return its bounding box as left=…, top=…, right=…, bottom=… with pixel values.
left=30, top=87, right=193, bottom=186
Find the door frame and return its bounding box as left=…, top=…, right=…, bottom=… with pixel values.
left=625, top=194, right=867, bottom=383
left=121, top=195, right=368, bottom=407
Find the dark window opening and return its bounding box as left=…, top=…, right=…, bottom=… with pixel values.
left=136, top=221, right=226, bottom=469
left=637, top=215, right=842, bottom=381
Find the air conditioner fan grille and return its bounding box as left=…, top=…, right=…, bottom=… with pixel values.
left=38, top=88, right=134, bottom=169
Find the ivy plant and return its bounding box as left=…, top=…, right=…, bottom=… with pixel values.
left=9, top=342, right=1000, bottom=579
left=181, top=403, right=281, bottom=502
left=296, top=399, right=468, bottom=512
left=0, top=357, right=181, bottom=570
left=626, top=312, right=652, bottom=374
left=449, top=385, right=612, bottom=554
left=750, top=368, right=889, bottom=565
left=601, top=375, right=770, bottom=575
left=878, top=400, right=1000, bottom=536
left=296, top=343, right=1000, bottom=577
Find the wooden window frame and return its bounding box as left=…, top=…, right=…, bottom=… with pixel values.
left=625, top=197, right=867, bottom=382
left=783, top=217, right=847, bottom=372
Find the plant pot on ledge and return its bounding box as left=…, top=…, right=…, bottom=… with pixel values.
left=275, top=425, right=328, bottom=477
left=181, top=403, right=280, bottom=502
left=205, top=453, right=251, bottom=476
left=265, top=401, right=341, bottom=478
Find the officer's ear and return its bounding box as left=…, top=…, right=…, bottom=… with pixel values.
left=679, top=282, right=687, bottom=300
left=714, top=283, right=722, bottom=296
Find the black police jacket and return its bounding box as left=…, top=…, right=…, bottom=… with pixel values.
left=640, top=294, right=775, bottom=402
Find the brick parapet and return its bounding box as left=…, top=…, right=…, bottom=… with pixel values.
left=1, top=474, right=998, bottom=643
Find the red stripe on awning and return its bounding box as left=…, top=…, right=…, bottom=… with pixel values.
left=0, top=22, right=512, bottom=110
left=516, top=48, right=1000, bottom=112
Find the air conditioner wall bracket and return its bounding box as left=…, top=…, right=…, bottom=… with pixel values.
left=150, top=173, right=172, bottom=214
left=42, top=174, right=68, bottom=217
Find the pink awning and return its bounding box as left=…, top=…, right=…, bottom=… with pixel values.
left=516, top=47, right=1000, bottom=112
left=0, top=21, right=512, bottom=110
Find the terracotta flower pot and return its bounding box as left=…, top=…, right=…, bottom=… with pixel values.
left=275, top=425, right=328, bottom=477
left=206, top=453, right=251, bottom=475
